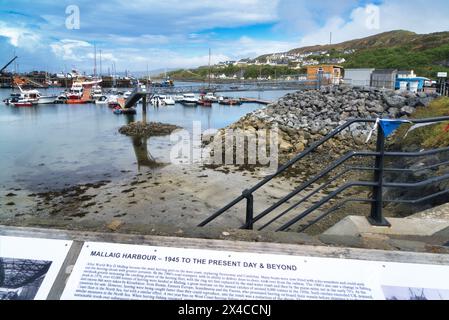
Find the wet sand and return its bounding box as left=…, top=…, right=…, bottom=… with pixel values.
left=0, top=161, right=312, bottom=232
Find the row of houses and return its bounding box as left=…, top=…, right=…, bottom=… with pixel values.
left=305, top=65, right=436, bottom=92
left=216, top=49, right=355, bottom=69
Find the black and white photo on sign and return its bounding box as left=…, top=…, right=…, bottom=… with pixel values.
left=382, top=285, right=449, bottom=300
left=0, top=257, right=52, bottom=300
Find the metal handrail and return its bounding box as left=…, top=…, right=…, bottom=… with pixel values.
left=198, top=116, right=449, bottom=231
left=277, top=173, right=449, bottom=232
left=257, top=158, right=449, bottom=231
left=299, top=188, right=449, bottom=233
left=253, top=146, right=449, bottom=230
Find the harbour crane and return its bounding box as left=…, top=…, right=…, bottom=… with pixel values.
left=0, top=56, right=18, bottom=74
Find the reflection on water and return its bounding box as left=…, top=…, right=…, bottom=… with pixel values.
left=124, top=114, right=164, bottom=170
left=132, top=135, right=164, bottom=170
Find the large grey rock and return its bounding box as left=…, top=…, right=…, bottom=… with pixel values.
left=417, top=97, right=434, bottom=107
left=366, top=104, right=384, bottom=113
left=388, top=107, right=400, bottom=117
left=385, top=95, right=406, bottom=108
left=401, top=106, right=416, bottom=116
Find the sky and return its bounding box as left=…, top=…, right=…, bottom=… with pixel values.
left=0, top=0, right=449, bottom=74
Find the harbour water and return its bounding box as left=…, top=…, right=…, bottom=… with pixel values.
left=0, top=87, right=294, bottom=192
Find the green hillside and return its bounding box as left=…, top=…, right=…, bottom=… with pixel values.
left=342, top=34, right=449, bottom=77
left=275, top=30, right=449, bottom=78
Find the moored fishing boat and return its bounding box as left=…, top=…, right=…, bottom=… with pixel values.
left=7, top=85, right=40, bottom=107
left=198, top=94, right=213, bottom=106
left=180, top=93, right=198, bottom=106
left=198, top=100, right=213, bottom=106
left=65, top=77, right=102, bottom=104
left=204, top=92, right=218, bottom=102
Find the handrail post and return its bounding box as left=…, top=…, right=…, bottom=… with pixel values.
left=243, top=190, right=254, bottom=230
left=368, top=124, right=391, bottom=227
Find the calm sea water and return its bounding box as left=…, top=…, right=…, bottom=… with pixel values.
left=0, top=86, right=294, bottom=191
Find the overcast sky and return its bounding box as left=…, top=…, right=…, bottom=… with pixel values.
left=1, top=0, right=448, bottom=73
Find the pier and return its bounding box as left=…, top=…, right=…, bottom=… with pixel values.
left=239, top=97, right=273, bottom=105
left=148, top=80, right=319, bottom=95
left=125, top=85, right=147, bottom=108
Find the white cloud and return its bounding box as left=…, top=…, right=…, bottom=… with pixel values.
left=110, top=48, right=231, bottom=70
left=110, top=0, right=279, bottom=29
left=275, top=0, right=359, bottom=34
left=50, top=39, right=93, bottom=61
left=227, top=36, right=296, bottom=57
left=0, top=21, right=41, bottom=50
left=111, top=34, right=171, bottom=45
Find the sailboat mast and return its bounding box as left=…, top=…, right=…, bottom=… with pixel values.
left=113, top=62, right=116, bottom=88
left=208, top=48, right=211, bottom=88
left=99, top=49, right=102, bottom=77
left=94, top=43, right=97, bottom=77
left=146, top=63, right=149, bottom=85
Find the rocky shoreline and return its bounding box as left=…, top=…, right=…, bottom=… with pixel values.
left=222, top=86, right=439, bottom=163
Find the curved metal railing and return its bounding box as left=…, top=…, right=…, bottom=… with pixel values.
left=198, top=116, right=449, bottom=232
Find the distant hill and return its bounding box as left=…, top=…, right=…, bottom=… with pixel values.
left=259, top=30, right=449, bottom=78
left=287, top=30, right=449, bottom=54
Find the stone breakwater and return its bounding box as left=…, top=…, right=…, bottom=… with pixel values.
left=226, top=86, right=439, bottom=161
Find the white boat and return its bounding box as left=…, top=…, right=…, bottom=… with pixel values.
left=180, top=93, right=198, bottom=106
left=6, top=86, right=42, bottom=106
left=4, top=86, right=57, bottom=105
left=151, top=95, right=162, bottom=105
left=95, top=95, right=109, bottom=105
left=67, top=82, right=83, bottom=99
left=67, top=78, right=102, bottom=100
left=158, top=95, right=175, bottom=105
left=173, top=95, right=184, bottom=102
left=91, top=84, right=103, bottom=100
left=3, top=92, right=22, bottom=105
left=204, top=92, right=218, bottom=102
left=107, top=95, right=119, bottom=107
left=123, top=91, right=132, bottom=100
left=37, top=94, right=57, bottom=104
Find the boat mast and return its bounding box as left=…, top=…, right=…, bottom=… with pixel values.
left=112, top=62, right=116, bottom=89
left=64, top=65, right=68, bottom=90
left=94, top=43, right=97, bottom=78
left=208, top=48, right=211, bottom=89
left=99, top=49, right=102, bottom=78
